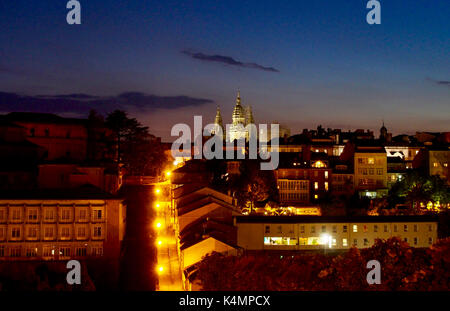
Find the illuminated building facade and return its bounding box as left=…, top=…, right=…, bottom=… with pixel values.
left=236, top=215, right=438, bottom=251
left=0, top=188, right=125, bottom=261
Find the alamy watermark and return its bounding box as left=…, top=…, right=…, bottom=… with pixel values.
left=171, top=116, right=280, bottom=170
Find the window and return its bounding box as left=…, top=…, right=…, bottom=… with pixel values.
left=368, top=158, right=375, bottom=164
left=61, top=209, right=71, bottom=221
left=394, top=225, right=398, bottom=232
left=414, top=237, right=418, bottom=246
left=404, top=237, right=408, bottom=243
left=384, top=225, right=388, bottom=232
left=0, top=245, right=5, bottom=257
left=325, top=182, right=329, bottom=191
left=342, top=238, right=348, bottom=247
left=60, top=247, right=71, bottom=257
left=92, top=246, right=103, bottom=256
left=27, top=209, right=38, bottom=221
left=324, top=171, right=328, bottom=179
left=377, top=168, right=383, bottom=175
left=311, top=226, right=316, bottom=233
left=428, top=237, right=433, bottom=245
left=61, top=227, right=71, bottom=239
left=93, top=209, right=103, bottom=220
left=12, top=209, right=21, bottom=220
left=264, top=237, right=298, bottom=246
left=314, top=182, right=319, bottom=190
left=93, top=226, right=102, bottom=238
left=11, top=227, right=21, bottom=238
left=76, top=247, right=87, bottom=257
left=364, top=238, right=369, bottom=246
left=343, top=225, right=347, bottom=233
left=28, top=227, right=38, bottom=238
left=363, top=225, right=368, bottom=233
left=404, top=225, right=408, bottom=232
left=265, top=226, right=270, bottom=234
left=433, top=162, right=438, bottom=168
left=332, top=239, right=337, bottom=246
left=26, top=247, right=37, bottom=257
left=77, top=226, right=87, bottom=238
left=332, top=225, right=337, bottom=233
left=44, top=128, right=50, bottom=137
left=314, top=194, right=319, bottom=199
left=428, top=225, right=433, bottom=232
left=353, top=239, right=357, bottom=246
left=0, top=227, right=4, bottom=240
left=43, top=246, right=53, bottom=257
left=79, top=209, right=87, bottom=220
left=44, top=209, right=55, bottom=221
left=300, top=225, right=305, bottom=234
left=0, top=210, right=4, bottom=221
left=353, top=225, right=358, bottom=233
left=10, top=247, right=21, bottom=257
left=44, top=227, right=54, bottom=239
left=276, top=226, right=282, bottom=234
left=321, top=225, right=326, bottom=233
left=374, top=225, right=378, bottom=233
left=414, top=224, right=418, bottom=232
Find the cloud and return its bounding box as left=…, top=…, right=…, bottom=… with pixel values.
left=0, top=91, right=214, bottom=115
left=426, top=77, right=450, bottom=87
left=182, top=50, right=279, bottom=73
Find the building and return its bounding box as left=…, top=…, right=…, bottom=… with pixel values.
left=0, top=185, right=125, bottom=261
left=236, top=215, right=438, bottom=251
left=413, top=148, right=450, bottom=184
left=213, top=92, right=256, bottom=142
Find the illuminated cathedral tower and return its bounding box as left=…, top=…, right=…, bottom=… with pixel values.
left=228, top=91, right=255, bottom=142
left=211, top=105, right=224, bottom=137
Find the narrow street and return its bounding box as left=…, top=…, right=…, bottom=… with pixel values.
left=154, top=185, right=183, bottom=291
left=119, top=185, right=158, bottom=290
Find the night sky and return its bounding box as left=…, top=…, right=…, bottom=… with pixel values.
left=0, top=0, right=449, bottom=140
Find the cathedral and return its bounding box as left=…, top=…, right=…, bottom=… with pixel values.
left=212, top=91, right=255, bottom=142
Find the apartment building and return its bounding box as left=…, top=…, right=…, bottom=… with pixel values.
left=0, top=186, right=125, bottom=261
left=236, top=215, right=438, bottom=251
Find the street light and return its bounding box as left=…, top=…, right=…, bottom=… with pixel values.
left=165, top=171, right=171, bottom=177
left=157, top=265, right=164, bottom=274
left=155, top=188, right=161, bottom=195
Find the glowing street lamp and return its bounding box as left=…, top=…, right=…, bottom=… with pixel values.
left=156, top=239, right=163, bottom=247
left=165, top=171, right=171, bottom=177
left=155, top=188, right=161, bottom=195
left=155, top=221, right=162, bottom=230
left=157, top=265, right=164, bottom=274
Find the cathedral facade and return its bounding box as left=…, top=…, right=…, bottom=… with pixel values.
left=212, top=91, right=255, bottom=142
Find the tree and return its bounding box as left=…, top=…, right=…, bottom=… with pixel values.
left=105, top=110, right=165, bottom=176
left=230, top=161, right=278, bottom=212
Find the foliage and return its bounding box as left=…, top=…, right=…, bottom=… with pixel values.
left=229, top=161, right=278, bottom=211
left=104, top=110, right=165, bottom=176
left=195, top=237, right=450, bottom=291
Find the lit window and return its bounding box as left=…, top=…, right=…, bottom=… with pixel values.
left=433, top=162, right=438, bottom=168
left=324, top=171, right=329, bottom=179
left=368, top=158, right=375, bottom=165
left=314, top=194, right=318, bottom=199
left=325, top=182, right=329, bottom=191
left=314, top=182, right=319, bottom=190
left=353, top=225, right=358, bottom=233
left=342, top=238, right=348, bottom=247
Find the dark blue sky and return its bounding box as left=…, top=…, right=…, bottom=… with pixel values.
left=0, top=0, right=448, bottom=140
